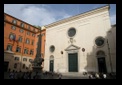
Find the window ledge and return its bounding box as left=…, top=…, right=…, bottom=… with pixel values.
left=4, top=50, right=14, bottom=54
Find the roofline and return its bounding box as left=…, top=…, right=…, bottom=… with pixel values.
left=112, top=24, right=116, bottom=27
left=45, top=5, right=110, bottom=28
left=4, top=12, right=40, bottom=30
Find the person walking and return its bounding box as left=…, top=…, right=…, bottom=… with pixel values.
left=58, top=73, right=62, bottom=79
left=9, top=70, right=15, bottom=79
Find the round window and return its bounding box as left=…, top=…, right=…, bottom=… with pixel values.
left=68, top=28, right=76, bottom=37
left=95, top=37, right=105, bottom=47
left=50, top=45, right=55, bottom=52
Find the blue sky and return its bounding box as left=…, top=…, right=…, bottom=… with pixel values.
left=4, top=4, right=116, bottom=26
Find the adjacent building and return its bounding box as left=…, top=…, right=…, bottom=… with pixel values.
left=4, top=13, right=46, bottom=72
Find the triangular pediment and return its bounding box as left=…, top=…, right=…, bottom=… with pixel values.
left=65, top=44, right=80, bottom=51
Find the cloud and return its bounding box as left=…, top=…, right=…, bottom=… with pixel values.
left=4, top=4, right=115, bottom=26
left=22, top=5, right=56, bottom=26
left=110, top=14, right=116, bottom=25
left=4, top=4, right=25, bottom=19
left=4, top=4, right=71, bottom=26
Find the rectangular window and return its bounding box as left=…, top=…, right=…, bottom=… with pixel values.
left=6, top=45, right=12, bottom=51
left=11, top=26, right=16, bottom=30
left=23, top=58, right=27, bottom=61
left=28, top=26, right=30, bottom=30
left=27, top=32, right=30, bottom=35
left=14, top=63, right=17, bottom=68
left=26, top=39, right=30, bottom=44
left=32, top=33, right=35, bottom=37
left=18, top=36, right=22, bottom=42
left=24, top=49, right=28, bottom=54
left=12, top=20, right=17, bottom=24
left=16, top=47, right=21, bottom=53
left=20, top=23, right=24, bottom=28
left=14, top=57, right=19, bottom=61
left=9, top=33, right=16, bottom=41
left=30, top=50, right=34, bottom=55
left=19, top=29, right=24, bottom=33
left=31, top=40, right=34, bottom=45
left=29, top=59, right=32, bottom=62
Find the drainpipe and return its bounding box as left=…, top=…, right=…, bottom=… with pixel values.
left=107, top=39, right=113, bottom=73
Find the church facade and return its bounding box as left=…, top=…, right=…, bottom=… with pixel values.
left=43, top=5, right=116, bottom=73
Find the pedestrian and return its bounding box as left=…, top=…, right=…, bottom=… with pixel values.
left=17, top=71, right=21, bottom=79
left=103, top=73, right=107, bottom=79
left=9, top=70, right=15, bottom=79
left=21, top=72, right=25, bottom=79
left=33, top=72, right=38, bottom=79
left=14, top=71, right=18, bottom=79
left=28, top=72, right=32, bottom=79
left=24, top=72, right=28, bottom=79
left=59, top=74, right=62, bottom=79
left=95, top=73, right=100, bottom=79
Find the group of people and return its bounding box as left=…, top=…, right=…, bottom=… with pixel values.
left=83, top=72, right=116, bottom=79
left=42, top=71, right=62, bottom=79
left=8, top=70, right=116, bottom=79
left=9, top=70, right=32, bottom=79
left=8, top=70, right=62, bottom=79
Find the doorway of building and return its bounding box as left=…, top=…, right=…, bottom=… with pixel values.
left=49, top=55, right=54, bottom=72
left=4, top=61, right=9, bottom=72
left=68, top=53, right=78, bottom=72
left=97, top=57, right=107, bottom=73
left=96, top=50, right=107, bottom=73
left=50, top=60, right=54, bottom=72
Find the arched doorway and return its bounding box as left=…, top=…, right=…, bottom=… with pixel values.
left=49, top=55, right=54, bottom=72
left=96, top=51, right=107, bottom=73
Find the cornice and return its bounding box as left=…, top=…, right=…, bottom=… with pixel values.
left=4, top=13, right=40, bottom=30
left=4, top=20, right=38, bottom=34
left=45, top=5, right=110, bottom=29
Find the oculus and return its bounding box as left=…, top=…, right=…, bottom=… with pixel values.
left=95, top=37, right=105, bottom=47
left=68, top=28, right=76, bottom=37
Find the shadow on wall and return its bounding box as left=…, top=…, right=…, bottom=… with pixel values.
left=84, top=25, right=116, bottom=74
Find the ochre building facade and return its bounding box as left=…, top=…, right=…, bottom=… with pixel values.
left=4, top=13, right=46, bottom=72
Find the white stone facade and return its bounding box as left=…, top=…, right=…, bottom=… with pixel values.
left=44, top=5, right=116, bottom=73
